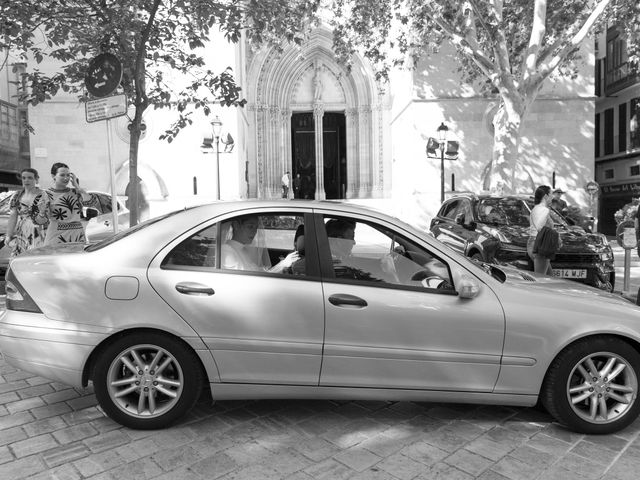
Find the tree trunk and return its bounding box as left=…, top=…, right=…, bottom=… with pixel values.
left=128, top=111, right=143, bottom=227
left=488, top=102, right=524, bottom=194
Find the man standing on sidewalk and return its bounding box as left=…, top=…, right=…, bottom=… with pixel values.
left=635, top=199, right=640, bottom=258
left=281, top=171, right=290, bottom=199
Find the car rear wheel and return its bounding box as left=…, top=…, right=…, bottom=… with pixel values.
left=542, top=337, right=640, bottom=434
left=93, top=332, right=203, bottom=429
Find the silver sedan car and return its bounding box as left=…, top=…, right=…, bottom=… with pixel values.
left=1, top=200, right=639, bottom=433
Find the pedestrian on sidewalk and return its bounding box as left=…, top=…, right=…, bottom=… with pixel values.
left=528, top=185, right=561, bottom=275
left=5, top=168, right=47, bottom=257
left=281, top=171, right=290, bottom=199
left=35, top=162, right=95, bottom=245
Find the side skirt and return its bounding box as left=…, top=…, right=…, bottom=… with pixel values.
left=208, top=383, right=538, bottom=407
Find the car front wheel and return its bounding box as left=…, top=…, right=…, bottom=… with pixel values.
left=93, top=332, right=203, bottom=429
left=542, top=337, right=640, bottom=434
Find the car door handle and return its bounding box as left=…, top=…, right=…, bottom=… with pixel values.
left=175, top=282, right=215, bottom=296
left=328, top=294, right=367, bottom=307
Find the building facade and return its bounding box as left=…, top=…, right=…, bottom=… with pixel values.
left=5, top=25, right=597, bottom=230
left=594, top=27, right=640, bottom=235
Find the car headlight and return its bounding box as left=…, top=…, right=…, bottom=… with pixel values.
left=489, top=229, right=511, bottom=243
left=600, top=251, right=613, bottom=262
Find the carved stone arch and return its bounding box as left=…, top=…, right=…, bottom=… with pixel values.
left=244, top=26, right=389, bottom=199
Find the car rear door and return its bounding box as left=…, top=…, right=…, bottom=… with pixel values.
left=431, top=199, right=467, bottom=253
left=147, top=209, right=326, bottom=386
left=315, top=211, right=505, bottom=392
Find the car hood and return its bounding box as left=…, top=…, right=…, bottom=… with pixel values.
left=497, top=266, right=632, bottom=307
left=479, top=223, right=610, bottom=252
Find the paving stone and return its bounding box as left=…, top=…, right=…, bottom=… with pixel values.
left=10, top=433, right=59, bottom=458
left=508, top=444, right=558, bottom=467
left=83, top=429, right=130, bottom=453
left=303, top=458, right=354, bottom=480
left=153, top=466, right=202, bottom=480
left=31, top=402, right=73, bottom=420
left=23, top=463, right=82, bottom=480
left=0, top=410, right=34, bottom=430
left=570, top=439, right=621, bottom=465
left=290, top=436, right=342, bottom=462
left=0, top=425, right=28, bottom=447
left=73, top=450, right=126, bottom=477
left=52, top=423, right=98, bottom=444
left=358, top=432, right=406, bottom=457
left=189, top=451, right=239, bottom=479
left=525, top=432, right=573, bottom=455
left=218, top=465, right=284, bottom=480
left=422, top=427, right=471, bottom=453
left=263, top=448, right=311, bottom=476
left=376, top=452, right=428, bottom=480
left=16, top=383, right=55, bottom=399
left=556, top=451, right=608, bottom=479
left=333, top=446, right=381, bottom=472
left=602, top=450, right=640, bottom=480
left=104, top=456, right=164, bottom=480
left=6, top=396, right=46, bottom=414
left=464, top=436, right=514, bottom=461
left=42, top=443, right=92, bottom=468
left=151, top=444, right=205, bottom=471
left=41, top=389, right=80, bottom=405
left=60, top=406, right=104, bottom=424
left=0, top=391, right=19, bottom=405
left=25, top=376, right=52, bottom=387
left=400, top=441, right=450, bottom=466
left=445, top=448, right=495, bottom=476
left=65, top=394, right=98, bottom=412
left=23, top=416, right=68, bottom=437
left=4, top=370, right=36, bottom=383
left=0, top=456, right=47, bottom=478
left=415, top=462, right=474, bottom=480
left=490, top=455, right=543, bottom=480
left=0, top=380, right=29, bottom=395
left=0, top=445, right=13, bottom=465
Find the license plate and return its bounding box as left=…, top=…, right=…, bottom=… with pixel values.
left=552, top=269, right=587, bottom=279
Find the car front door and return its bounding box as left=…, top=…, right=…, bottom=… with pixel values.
left=315, top=211, right=504, bottom=392
left=147, top=210, right=325, bottom=385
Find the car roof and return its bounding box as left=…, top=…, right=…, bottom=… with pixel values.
left=447, top=193, right=533, bottom=202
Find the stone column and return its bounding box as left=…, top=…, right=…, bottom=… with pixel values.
left=345, top=107, right=359, bottom=199
left=358, top=105, right=372, bottom=197
left=371, top=103, right=384, bottom=198
left=313, top=103, right=326, bottom=200
left=256, top=104, right=268, bottom=198
left=281, top=109, right=292, bottom=177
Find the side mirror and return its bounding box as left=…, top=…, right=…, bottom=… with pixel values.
left=455, top=214, right=464, bottom=225
left=84, top=207, right=99, bottom=221
left=464, top=221, right=477, bottom=231
left=457, top=274, right=480, bottom=299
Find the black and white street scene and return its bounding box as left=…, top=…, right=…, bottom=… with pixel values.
left=1, top=1, right=640, bottom=479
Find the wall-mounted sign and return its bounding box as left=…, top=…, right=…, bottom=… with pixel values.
left=84, top=52, right=123, bottom=98
left=85, top=94, right=127, bottom=123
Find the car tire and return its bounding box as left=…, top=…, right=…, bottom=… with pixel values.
left=541, top=336, right=640, bottom=434
left=93, top=332, right=203, bottom=429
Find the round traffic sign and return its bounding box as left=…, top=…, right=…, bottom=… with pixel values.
left=585, top=180, right=600, bottom=195
left=85, top=53, right=123, bottom=98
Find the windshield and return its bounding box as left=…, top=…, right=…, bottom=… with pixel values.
left=476, top=197, right=568, bottom=227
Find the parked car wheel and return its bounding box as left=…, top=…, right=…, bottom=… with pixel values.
left=93, top=332, right=203, bottom=429
left=542, top=337, right=640, bottom=434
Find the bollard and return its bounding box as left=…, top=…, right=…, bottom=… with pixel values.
left=624, top=249, right=631, bottom=293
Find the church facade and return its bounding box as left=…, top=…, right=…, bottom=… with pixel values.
left=19, top=24, right=596, bottom=229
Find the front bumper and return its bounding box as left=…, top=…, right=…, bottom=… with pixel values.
left=0, top=310, right=110, bottom=387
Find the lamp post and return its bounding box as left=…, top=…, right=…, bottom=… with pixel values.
left=211, top=116, right=223, bottom=200
left=437, top=122, right=448, bottom=203
left=426, top=122, right=459, bottom=203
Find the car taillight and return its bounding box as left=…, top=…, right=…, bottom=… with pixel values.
left=5, top=268, right=42, bottom=313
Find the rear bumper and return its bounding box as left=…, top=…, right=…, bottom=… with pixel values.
left=0, top=310, right=109, bottom=387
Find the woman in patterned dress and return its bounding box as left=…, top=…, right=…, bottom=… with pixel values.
left=35, top=162, right=95, bottom=245
left=5, top=168, right=46, bottom=256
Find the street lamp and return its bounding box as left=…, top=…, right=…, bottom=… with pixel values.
left=211, top=116, right=223, bottom=200
left=426, top=122, right=459, bottom=202
left=202, top=115, right=235, bottom=200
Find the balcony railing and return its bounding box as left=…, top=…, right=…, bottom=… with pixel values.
left=605, top=62, right=638, bottom=96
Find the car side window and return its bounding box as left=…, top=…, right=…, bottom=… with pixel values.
left=323, top=215, right=454, bottom=291
left=162, top=213, right=307, bottom=275
left=456, top=200, right=473, bottom=223
left=441, top=201, right=459, bottom=220
left=162, top=223, right=218, bottom=268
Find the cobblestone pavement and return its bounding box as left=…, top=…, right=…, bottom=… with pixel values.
left=2, top=354, right=640, bottom=480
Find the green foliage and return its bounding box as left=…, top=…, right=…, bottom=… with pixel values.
left=1, top=0, right=320, bottom=138
left=329, top=0, right=639, bottom=93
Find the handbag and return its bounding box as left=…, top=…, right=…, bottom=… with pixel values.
left=533, top=226, right=560, bottom=259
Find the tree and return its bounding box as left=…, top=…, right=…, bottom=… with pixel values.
left=330, top=0, right=640, bottom=193
left=0, top=0, right=320, bottom=225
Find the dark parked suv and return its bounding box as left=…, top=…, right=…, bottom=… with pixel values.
left=430, top=194, right=615, bottom=291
